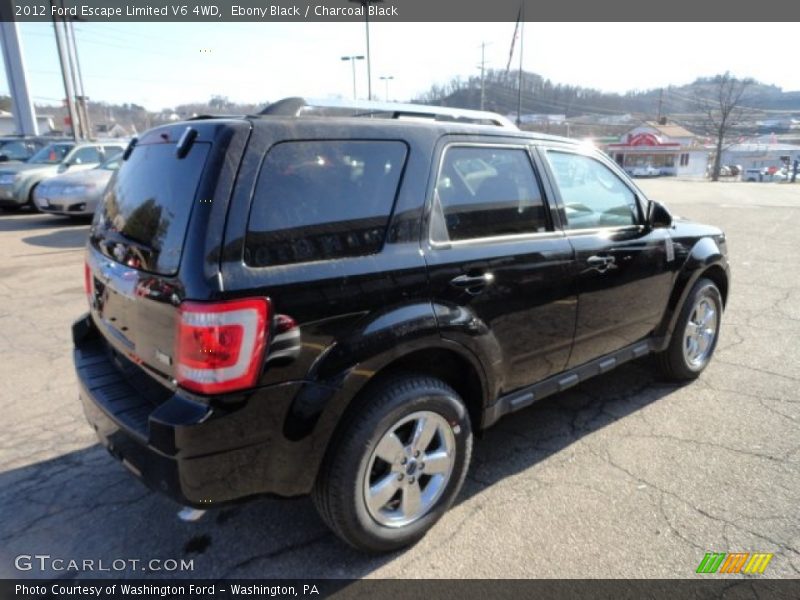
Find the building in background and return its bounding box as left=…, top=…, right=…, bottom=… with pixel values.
left=603, top=121, right=709, bottom=177
left=720, top=142, right=800, bottom=171
left=0, top=111, right=55, bottom=135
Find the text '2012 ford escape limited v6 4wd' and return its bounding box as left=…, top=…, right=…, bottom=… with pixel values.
left=73, top=98, right=729, bottom=552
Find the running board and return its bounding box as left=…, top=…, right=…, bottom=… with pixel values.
left=484, top=340, right=655, bottom=428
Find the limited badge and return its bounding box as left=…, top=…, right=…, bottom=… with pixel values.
left=665, top=235, right=675, bottom=262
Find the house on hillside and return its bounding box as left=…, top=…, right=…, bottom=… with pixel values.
left=603, top=121, right=709, bottom=177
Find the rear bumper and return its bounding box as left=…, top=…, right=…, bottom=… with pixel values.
left=73, top=314, right=329, bottom=507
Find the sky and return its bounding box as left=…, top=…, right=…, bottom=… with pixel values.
left=1, top=22, right=798, bottom=112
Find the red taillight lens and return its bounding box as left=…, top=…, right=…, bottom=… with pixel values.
left=175, top=298, right=269, bottom=395
left=84, top=260, right=92, bottom=300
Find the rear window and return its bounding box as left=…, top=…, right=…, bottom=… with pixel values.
left=245, top=140, right=407, bottom=267
left=90, top=142, right=210, bottom=275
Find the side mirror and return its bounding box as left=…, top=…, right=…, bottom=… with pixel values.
left=0, top=154, right=8, bottom=162
left=647, top=200, right=673, bottom=229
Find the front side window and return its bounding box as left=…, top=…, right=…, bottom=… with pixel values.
left=245, top=140, right=407, bottom=267
left=433, top=146, right=548, bottom=242
left=545, top=151, right=639, bottom=230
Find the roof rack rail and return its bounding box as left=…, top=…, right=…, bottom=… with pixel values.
left=258, top=97, right=517, bottom=129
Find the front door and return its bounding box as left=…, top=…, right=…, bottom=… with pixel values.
left=539, top=146, right=674, bottom=368
left=424, top=141, right=577, bottom=397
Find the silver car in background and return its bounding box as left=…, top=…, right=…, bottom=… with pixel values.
left=34, top=154, right=121, bottom=217
left=0, top=141, right=125, bottom=211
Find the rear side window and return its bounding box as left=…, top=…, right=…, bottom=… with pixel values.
left=71, top=146, right=102, bottom=164
left=103, top=145, right=124, bottom=159
left=433, top=146, right=548, bottom=242
left=245, top=140, right=407, bottom=267
left=91, top=142, right=210, bottom=275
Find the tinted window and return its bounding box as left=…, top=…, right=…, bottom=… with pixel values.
left=433, top=146, right=548, bottom=242
left=545, top=151, right=639, bottom=230
left=245, top=140, right=407, bottom=267
left=71, top=146, right=102, bottom=165
left=90, top=142, right=210, bottom=275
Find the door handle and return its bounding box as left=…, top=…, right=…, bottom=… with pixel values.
left=587, top=255, right=616, bottom=273
left=449, top=272, right=495, bottom=294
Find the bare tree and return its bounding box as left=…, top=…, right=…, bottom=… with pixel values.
left=694, top=72, right=754, bottom=181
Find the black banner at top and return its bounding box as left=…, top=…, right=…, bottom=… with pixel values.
left=1, top=0, right=800, bottom=22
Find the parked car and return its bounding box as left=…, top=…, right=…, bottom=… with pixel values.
left=629, top=164, right=661, bottom=177
left=74, top=99, right=729, bottom=553
left=34, top=153, right=121, bottom=217
left=0, top=136, right=58, bottom=163
left=742, top=168, right=762, bottom=182
left=0, top=140, right=126, bottom=210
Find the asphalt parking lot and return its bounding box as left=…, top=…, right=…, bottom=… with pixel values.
left=0, top=179, right=798, bottom=580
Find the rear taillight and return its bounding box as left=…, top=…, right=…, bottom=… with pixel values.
left=175, top=298, right=269, bottom=395
left=84, top=260, right=92, bottom=301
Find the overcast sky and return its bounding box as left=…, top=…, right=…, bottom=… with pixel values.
left=1, top=22, right=798, bottom=111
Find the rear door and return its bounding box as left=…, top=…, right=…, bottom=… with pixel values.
left=538, top=145, right=674, bottom=367
left=424, top=139, right=577, bottom=396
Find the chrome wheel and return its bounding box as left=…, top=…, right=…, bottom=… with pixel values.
left=363, top=411, right=456, bottom=528
left=683, top=293, right=719, bottom=369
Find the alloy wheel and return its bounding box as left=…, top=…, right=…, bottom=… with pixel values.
left=363, top=411, right=456, bottom=528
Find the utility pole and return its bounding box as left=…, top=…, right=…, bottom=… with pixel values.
left=365, top=11, right=372, bottom=101
left=350, top=0, right=381, bottom=101
left=65, top=20, right=91, bottom=138
left=61, top=19, right=84, bottom=139
left=0, top=22, right=39, bottom=136
left=52, top=16, right=79, bottom=141
left=479, top=42, right=488, bottom=110
left=657, top=87, right=664, bottom=122
left=516, top=4, right=525, bottom=127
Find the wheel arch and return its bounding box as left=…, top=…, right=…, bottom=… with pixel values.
left=299, top=340, right=489, bottom=490
left=654, top=236, right=730, bottom=349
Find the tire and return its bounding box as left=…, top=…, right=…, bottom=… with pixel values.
left=656, top=277, right=723, bottom=381
left=27, top=184, right=40, bottom=212
left=312, top=374, right=473, bottom=553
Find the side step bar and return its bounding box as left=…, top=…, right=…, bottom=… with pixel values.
left=484, top=340, right=655, bottom=428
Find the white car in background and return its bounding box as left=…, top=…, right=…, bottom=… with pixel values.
left=629, top=164, right=661, bottom=177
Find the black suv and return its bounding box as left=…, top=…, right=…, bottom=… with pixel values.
left=73, top=99, right=729, bottom=552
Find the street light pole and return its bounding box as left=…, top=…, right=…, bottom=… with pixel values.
left=379, top=75, right=393, bottom=101
left=341, top=55, right=365, bottom=100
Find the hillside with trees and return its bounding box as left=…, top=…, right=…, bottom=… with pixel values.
left=413, top=70, right=800, bottom=121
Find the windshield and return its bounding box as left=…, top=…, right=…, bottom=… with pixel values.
left=29, top=143, right=73, bottom=165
